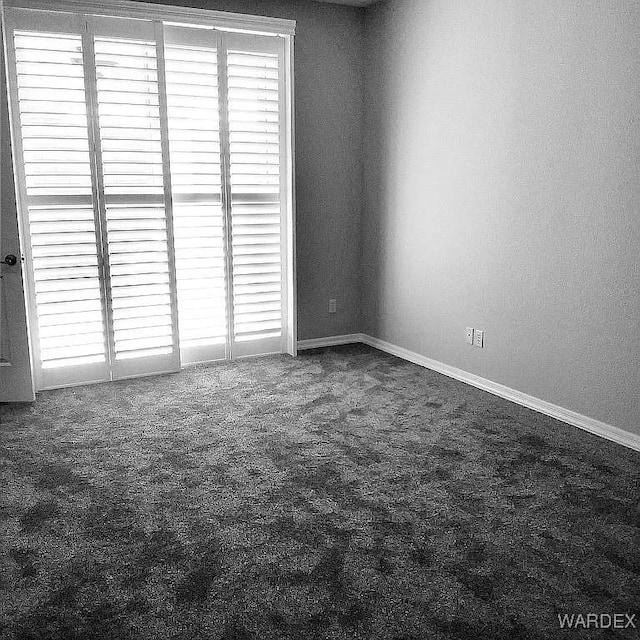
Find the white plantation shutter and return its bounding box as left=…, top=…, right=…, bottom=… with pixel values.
left=163, top=28, right=288, bottom=361
left=90, top=17, right=179, bottom=378
left=7, top=14, right=111, bottom=389
left=164, top=27, right=227, bottom=364
left=5, top=6, right=295, bottom=389
left=225, top=33, right=286, bottom=357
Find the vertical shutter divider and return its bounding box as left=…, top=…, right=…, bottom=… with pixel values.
left=154, top=20, right=181, bottom=364
left=216, top=31, right=235, bottom=360
left=283, top=37, right=296, bottom=356
left=82, top=15, right=116, bottom=376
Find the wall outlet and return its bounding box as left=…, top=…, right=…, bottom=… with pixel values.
left=474, top=329, right=484, bottom=348
left=328, top=298, right=337, bottom=314
left=465, top=327, right=474, bottom=345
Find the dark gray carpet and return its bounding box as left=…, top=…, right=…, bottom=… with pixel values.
left=0, top=344, right=638, bottom=640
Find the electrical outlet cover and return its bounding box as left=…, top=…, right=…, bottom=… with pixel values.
left=474, top=329, right=484, bottom=348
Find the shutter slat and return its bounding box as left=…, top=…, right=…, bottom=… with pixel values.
left=116, top=347, right=174, bottom=360
left=112, top=305, right=171, bottom=321
left=95, top=52, right=158, bottom=68
left=114, top=315, right=173, bottom=330
left=41, top=344, right=107, bottom=361
left=42, top=355, right=106, bottom=369
left=39, top=321, right=104, bottom=338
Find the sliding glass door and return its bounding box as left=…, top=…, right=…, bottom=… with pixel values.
left=5, top=6, right=294, bottom=390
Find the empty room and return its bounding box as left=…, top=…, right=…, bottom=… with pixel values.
left=0, top=0, right=638, bottom=638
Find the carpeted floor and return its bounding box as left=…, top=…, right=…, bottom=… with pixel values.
left=0, top=344, right=638, bottom=640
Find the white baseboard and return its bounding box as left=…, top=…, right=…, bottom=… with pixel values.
left=296, top=333, right=640, bottom=452
left=297, top=334, right=364, bottom=351
left=360, top=334, right=640, bottom=452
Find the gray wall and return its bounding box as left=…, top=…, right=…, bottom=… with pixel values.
left=174, top=0, right=366, bottom=339
left=362, top=0, right=640, bottom=434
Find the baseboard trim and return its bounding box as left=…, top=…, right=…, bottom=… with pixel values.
left=297, top=334, right=364, bottom=351
left=295, top=332, right=639, bottom=451
left=358, top=334, right=639, bottom=452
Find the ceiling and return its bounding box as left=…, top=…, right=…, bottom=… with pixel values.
left=313, top=0, right=380, bottom=6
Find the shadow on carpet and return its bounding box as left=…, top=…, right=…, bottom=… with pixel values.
left=1, top=344, right=638, bottom=639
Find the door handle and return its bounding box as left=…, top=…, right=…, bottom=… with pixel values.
left=3, top=254, right=18, bottom=266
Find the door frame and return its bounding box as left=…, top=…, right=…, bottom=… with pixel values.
left=0, top=0, right=35, bottom=400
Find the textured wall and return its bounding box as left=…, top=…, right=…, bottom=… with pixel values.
left=363, top=0, right=640, bottom=433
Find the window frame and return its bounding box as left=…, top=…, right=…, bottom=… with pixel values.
left=3, top=0, right=296, bottom=36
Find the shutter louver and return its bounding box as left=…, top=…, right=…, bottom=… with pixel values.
left=13, top=31, right=108, bottom=376
left=164, top=40, right=227, bottom=362
left=227, top=49, right=283, bottom=348
left=94, top=36, right=176, bottom=362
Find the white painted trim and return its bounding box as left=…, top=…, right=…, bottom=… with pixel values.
left=296, top=332, right=639, bottom=451
left=297, top=334, right=364, bottom=351
left=5, top=0, right=296, bottom=35
left=154, top=21, right=182, bottom=374
left=2, top=4, right=39, bottom=397
left=216, top=32, right=235, bottom=360
left=360, top=334, right=640, bottom=453
left=284, top=36, right=297, bottom=358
